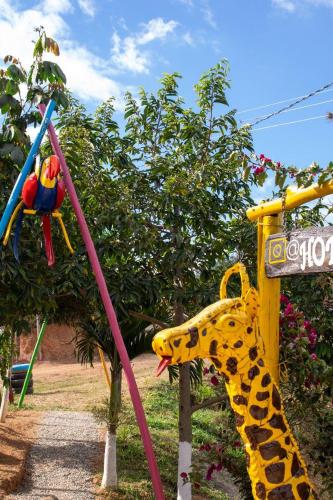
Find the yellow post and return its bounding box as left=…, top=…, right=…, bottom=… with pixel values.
left=257, top=214, right=282, bottom=383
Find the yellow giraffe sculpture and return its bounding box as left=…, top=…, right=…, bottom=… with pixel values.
left=152, top=263, right=315, bottom=500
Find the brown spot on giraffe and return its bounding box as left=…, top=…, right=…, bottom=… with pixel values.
left=259, top=440, right=287, bottom=460
left=255, top=482, right=266, bottom=499
left=186, top=327, right=199, bottom=348
left=267, top=484, right=295, bottom=499
left=248, top=365, right=260, bottom=380
left=272, top=385, right=281, bottom=411
left=244, top=425, right=273, bottom=449
left=241, top=382, right=251, bottom=393
left=268, top=413, right=287, bottom=433
left=249, top=346, right=258, bottom=361
left=234, top=340, right=243, bottom=348
left=202, top=328, right=207, bottom=336
left=174, top=339, right=181, bottom=347
left=291, top=452, right=304, bottom=478
left=250, top=405, right=268, bottom=420
left=221, top=371, right=230, bottom=383
left=265, top=462, right=285, bottom=484
left=247, top=326, right=253, bottom=333
left=285, top=436, right=291, bottom=445
left=226, top=357, right=238, bottom=375
left=245, top=451, right=250, bottom=467
left=258, top=358, right=264, bottom=367
left=234, top=411, right=244, bottom=427
left=209, top=340, right=218, bottom=356
left=297, top=482, right=311, bottom=499
left=233, top=395, right=248, bottom=406
left=262, top=373, right=271, bottom=387
left=256, top=391, right=270, bottom=401
left=223, top=343, right=228, bottom=349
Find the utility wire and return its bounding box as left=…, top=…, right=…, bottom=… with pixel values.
left=236, top=88, right=333, bottom=115
left=248, top=81, right=333, bottom=127
left=250, top=97, right=333, bottom=122
left=253, top=114, right=327, bottom=132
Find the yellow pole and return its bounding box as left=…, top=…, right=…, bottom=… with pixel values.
left=98, top=346, right=111, bottom=389
left=257, top=214, right=282, bottom=383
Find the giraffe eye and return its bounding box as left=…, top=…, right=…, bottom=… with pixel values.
left=229, top=321, right=235, bottom=327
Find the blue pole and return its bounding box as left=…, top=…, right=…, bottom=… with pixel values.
left=0, top=99, right=56, bottom=240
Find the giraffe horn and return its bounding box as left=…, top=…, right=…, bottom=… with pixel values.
left=156, top=357, right=172, bottom=377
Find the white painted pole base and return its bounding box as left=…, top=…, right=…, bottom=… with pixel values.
left=0, top=387, right=9, bottom=423
left=177, top=441, right=192, bottom=500
left=101, top=431, right=117, bottom=489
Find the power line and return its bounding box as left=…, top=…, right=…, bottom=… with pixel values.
left=252, top=114, right=327, bottom=132
left=236, top=88, right=333, bottom=115
left=249, top=81, right=333, bottom=127
left=250, top=97, right=333, bottom=122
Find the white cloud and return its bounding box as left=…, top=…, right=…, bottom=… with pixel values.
left=111, top=32, right=150, bottom=74
left=272, top=0, right=296, bottom=11
left=0, top=0, right=122, bottom=105
left=273, top=0, right=333, bottom=11
left=137, top=18, right=178, bottom=45
left=111, top=18, right=178, bottom=74
left=201, top=0, right=217, bottom=29
left=183, top=32, right=195, bottom=46
left=78, top=0, right=95, bottom=17
left=42, top=0, right=73, bottom=14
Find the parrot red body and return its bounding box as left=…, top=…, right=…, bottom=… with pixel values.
left=16, top=155, right=66, bottom=266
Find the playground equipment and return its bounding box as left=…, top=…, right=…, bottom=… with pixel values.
left=153, top=263, right=314, bottom=500
left=0, top=99, right=164, bottom=499
left=3, top=155, right=73, bottom=266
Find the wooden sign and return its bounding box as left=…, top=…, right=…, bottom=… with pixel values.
left=265, top=226, right=333, bottom=278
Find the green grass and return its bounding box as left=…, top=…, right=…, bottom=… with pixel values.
left=101, top=381, right=230, bottom=499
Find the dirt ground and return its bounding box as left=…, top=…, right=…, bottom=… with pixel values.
left=0, top=354, right=165, bottom=497
left=0, top=411, right=40, bottom=499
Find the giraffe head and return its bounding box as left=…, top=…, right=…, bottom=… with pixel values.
left=152, top=263, right=260, bottom=376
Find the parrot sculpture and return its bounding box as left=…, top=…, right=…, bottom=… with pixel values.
left=3, top=155, right=73, bottom=266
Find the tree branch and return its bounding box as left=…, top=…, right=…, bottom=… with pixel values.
left=191, top=395, right=227, bottom=414
left=128, top=310, right=169, bottom=329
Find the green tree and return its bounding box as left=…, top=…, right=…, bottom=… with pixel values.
left=121, top=61, right=254, bottom=498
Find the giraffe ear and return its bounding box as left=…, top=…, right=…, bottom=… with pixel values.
left=244, top=287, right=259, bottom=318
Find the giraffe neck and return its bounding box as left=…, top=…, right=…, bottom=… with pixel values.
left=217, top=357, right=314, bottom=500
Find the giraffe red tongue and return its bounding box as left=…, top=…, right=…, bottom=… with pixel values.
left=156, top=356, right=172, bottom=377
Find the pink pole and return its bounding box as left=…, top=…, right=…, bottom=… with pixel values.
left=39, top=104, right=165, bottom=499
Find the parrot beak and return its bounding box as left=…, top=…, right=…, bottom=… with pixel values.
left=48, top=155, right=61, bottom=179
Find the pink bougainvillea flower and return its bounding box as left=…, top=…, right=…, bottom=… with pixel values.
left=203, top=367, right=209, bottom=375
left=206, top=464, right=216, bottom=481
left=216, top=462, right=223, bottom=472
left=233, top=440, right=241, bottom=448
left=259, top=153, right=265, bottom=160
left=280, top=294, right=289, bottom=305
left=254, top=166, right=265, bottom=175
left=311, top=353, right=318, bottom=361
left=210, top=375, right=219, bottom=386
left=303, top=320, right=311, bottom=330
left=284, top=303, right=294, bottom=316
left=180, top=472, right=188, bottom=479
left=205, top=443, right=211, bottom=452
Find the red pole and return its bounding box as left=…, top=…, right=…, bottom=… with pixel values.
left=39, top=104, right=165, bottom=499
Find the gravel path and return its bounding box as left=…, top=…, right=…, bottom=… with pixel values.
left=6, top=411, right=99, bottom=500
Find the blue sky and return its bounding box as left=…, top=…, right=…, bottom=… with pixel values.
left=0, top=0, right=332, bottom=175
